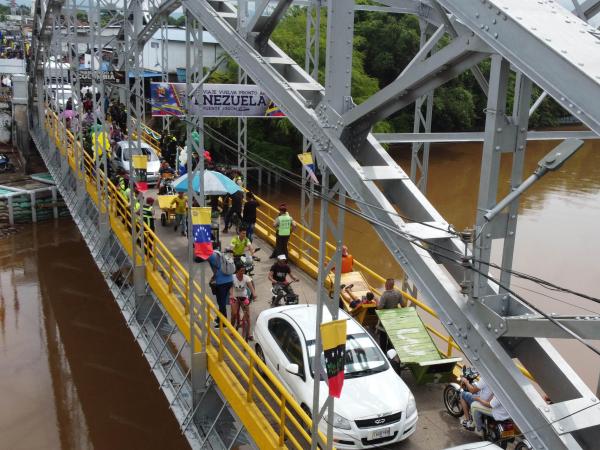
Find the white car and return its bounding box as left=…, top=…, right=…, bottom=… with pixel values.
left=112, top=140, right=161, bottom=184
left=254, top=305, right=418, bottom=449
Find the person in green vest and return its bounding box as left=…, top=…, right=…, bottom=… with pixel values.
left=143, top=197, right=155, bottom=231
left=270, top=203, right=296, bottom=259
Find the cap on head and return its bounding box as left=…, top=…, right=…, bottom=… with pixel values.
left=277, top=254, right=287, bottom=261
left=146, top=197, right=155, bottom=204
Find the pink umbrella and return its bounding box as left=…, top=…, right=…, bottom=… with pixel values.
left=61, top=110, right=75, bottom=119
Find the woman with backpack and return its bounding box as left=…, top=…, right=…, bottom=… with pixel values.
left=208, top=250, right=235, bottom=327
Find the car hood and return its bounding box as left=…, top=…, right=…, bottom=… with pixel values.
left=321, top=369, right=410, bottom=420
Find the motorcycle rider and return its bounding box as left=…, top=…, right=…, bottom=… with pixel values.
left=459, top=375, right=492, bottom=430
left=268, top=254, right=299, bottom=295
left=470, top=393, right=511, bottom=437
left=229, top=229, right=258, bottom=260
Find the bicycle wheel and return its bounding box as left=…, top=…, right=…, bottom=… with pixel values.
left=241, top=306, right=250, bottom=341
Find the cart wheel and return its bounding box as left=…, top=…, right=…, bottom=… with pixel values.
left=160, top=213, right=167, bottom=226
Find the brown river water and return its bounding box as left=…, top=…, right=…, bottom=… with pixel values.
left=0, top=137, right=599, bottom=449
left=0, top=220, right=190, bottom=450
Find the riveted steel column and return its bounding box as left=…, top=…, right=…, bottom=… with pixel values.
left=410, top=19, right=435, bottom=194
left=124, top=0, right=147, bottom=307
left=472, top=55, right=510, bottom=299
left=300, top=0, right=320, bottom=251
left=237, top=0, right=248, bottom=188
left=184, top=5, right=208, bottom=413
left=160, top=16, right=170, bottom=134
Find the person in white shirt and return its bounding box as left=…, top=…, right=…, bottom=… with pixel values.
left=229, top=265, right=257, bottom=340
left=459, top=376, right=493, bottom=429
left=471, top=393, right=511, bottom=435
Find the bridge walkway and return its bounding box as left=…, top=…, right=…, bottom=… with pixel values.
left=43, top=110, right=498, bottom=448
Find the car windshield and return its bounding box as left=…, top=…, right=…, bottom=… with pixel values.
left=123, top=146, right=157, bottom=162
left=307, top=333, right=388, bottom=379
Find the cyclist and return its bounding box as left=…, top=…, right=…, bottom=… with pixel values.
left=229, top=229, right=259, bottom=261
left=268, top=254, right=299, bottom=295
left=229, top=264, right=257, bottom=341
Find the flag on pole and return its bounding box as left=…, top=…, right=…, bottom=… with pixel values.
left=265, top=100, right=285, bottom=117
left=132, top=154, right=148, bottom=192
left=297, top=152, right=319, bottom=185
left=192, top=207, right=213, bottom=260
left=320, top=319, right=347, bottom=398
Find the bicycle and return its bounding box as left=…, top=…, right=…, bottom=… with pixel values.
left=230, top=296, right=253, bottom=341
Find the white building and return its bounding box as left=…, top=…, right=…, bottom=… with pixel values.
left=142, top=28, right=225, bottom=75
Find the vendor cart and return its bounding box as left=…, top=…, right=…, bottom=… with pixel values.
left=157, top=194, right=177, bottom=227
left=326, top=270, right=378, bottom=329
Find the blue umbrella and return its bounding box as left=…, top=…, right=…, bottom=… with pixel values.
left=173, top=170, right=242, bottom=195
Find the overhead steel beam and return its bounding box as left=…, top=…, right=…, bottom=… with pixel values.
left=341, top=33, right=489, bottom=132
left=182, top=2, right=598, bottom=448
left=136, top=0, right=180, bottom=48
left=576, top=0, right=600, bottom=19
left=374, top=130, right=600, bottom=143
left=246, top=0, right=269, bottom=33
left=437, top=0, right=600, bottom=137
left=503, top=316, right=600, bottom=340
left=254, top=0, right=294, bottom=51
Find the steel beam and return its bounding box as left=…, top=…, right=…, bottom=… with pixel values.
left=181, top=2, right=599, bottom=448
left=503, top=316, right=600, bottom=339
left=437, top=0, right=600, bottom=137
left=254, top=0, right=294, bottom=52
left=341, top=33, right=489, bottom=133
left=374, top=130, right=600, bottom=143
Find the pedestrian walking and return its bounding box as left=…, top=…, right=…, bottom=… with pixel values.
left=170, top=191, right=188, bottom=236
left=242, top=192, right=259, bottom=241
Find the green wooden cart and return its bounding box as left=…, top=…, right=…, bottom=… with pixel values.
left=376, top=307, right=461, bottom=384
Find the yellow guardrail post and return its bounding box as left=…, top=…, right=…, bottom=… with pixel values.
left=247, top=359, right=255, bottom=403
left=278, top=397, right=287, bottom=447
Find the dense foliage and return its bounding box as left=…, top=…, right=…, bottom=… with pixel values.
left=163, top=7, right=566, bottom=171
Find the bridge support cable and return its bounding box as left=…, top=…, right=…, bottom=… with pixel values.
left=171, top=1, right=600, bottom=448
left=184, top=7, right=209, bottom=417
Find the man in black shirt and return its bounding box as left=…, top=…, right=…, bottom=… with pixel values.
left=268, top=255, right=298, bottom=285
left=242, top=192, right=259, bottom=241
left=223, top=189, right=243, bottom=233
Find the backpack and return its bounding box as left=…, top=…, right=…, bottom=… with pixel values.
left=217, top=250, right=236, bottom=275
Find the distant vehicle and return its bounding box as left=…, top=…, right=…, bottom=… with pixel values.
left=253, top=305, right=418, bottom=449
left=52, top=87, right=77, bottom=111
left=112, top=141, right=160, bottom=184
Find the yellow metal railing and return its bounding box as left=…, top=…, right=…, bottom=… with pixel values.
left=45, top=111, right=328, bottom=449
left=140, top=122, right=534, bottom=381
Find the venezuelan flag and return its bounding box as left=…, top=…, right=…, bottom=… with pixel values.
left=265, top=101, right=285, bottom=117
left=320, top=319, right=347, bottom=398
left=192, top=207, right=213, bottom=260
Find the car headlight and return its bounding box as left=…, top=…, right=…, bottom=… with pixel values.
left=330, top=412, right=352, bottom=430
left=407, top=392, right=417, bottom=416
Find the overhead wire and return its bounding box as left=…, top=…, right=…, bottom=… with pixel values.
left=104, top=83, right=600, bottom=354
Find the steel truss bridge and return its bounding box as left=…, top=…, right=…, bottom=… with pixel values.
left=28, top=0, right=600, bottom=449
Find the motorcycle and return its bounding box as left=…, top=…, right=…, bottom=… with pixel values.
left=0, top=153, right=16, bottom=173
left=271, top=280, right=299, bottom=307
left=443, top=366, right=531, bottom=450
left=443, top=365, right=479, bottom=417
left=234, top=254, right=255, bottom=276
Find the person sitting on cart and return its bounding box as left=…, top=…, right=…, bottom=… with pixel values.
left=157, top=160, right=175, bottom=194
left=229, top=229, right=259, bottom=261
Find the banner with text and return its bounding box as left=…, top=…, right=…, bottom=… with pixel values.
left=150, top=82, right=285, bottom=118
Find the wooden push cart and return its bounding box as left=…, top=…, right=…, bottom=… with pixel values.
left=326, top=270, right=379, bottom=329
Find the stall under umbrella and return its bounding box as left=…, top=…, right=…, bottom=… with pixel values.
left=173, top=170, right=241, bottom=195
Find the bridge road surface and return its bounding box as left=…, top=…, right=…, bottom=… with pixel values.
left=151, top=198, right=482, bottom=449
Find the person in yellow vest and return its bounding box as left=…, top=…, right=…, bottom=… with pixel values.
left=270, top=203, right=296, bottom=259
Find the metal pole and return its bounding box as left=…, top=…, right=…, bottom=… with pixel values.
left=185, top=7, right=208, bottom=414
left=310, top=169, right=345, bottom=450
left=237, top=0, right=248, bottom=188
